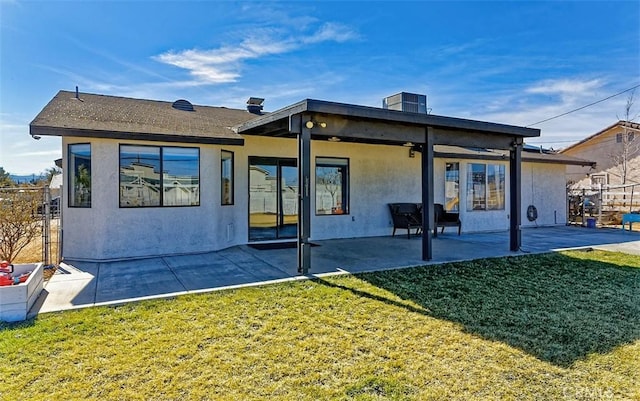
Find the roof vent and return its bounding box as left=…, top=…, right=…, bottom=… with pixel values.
left=247, top=97, right=264, bottom=114
left=172, top=99, right=195, bottom=112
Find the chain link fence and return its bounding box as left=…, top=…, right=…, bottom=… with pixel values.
left=567, top=183, right=640, bottom=226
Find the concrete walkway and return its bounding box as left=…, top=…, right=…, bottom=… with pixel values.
left=30, top=226, right=640, bottom=316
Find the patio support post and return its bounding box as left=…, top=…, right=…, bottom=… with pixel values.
left=421, top=127, right=435, bottom=260
left=298, top=116, right=312, bottom=274
left=509, top=138, right=523, bottom=251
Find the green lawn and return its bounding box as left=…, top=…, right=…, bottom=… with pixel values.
left=1, top=250, right=639, bottom=400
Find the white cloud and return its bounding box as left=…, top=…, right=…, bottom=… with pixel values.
left=526, top=78, right=602, bottom=96
left=302, top=22, right=358, bottom=44
left=470, top=78, right=632, bottom=149
left=154, top=22, right=358, bottom=85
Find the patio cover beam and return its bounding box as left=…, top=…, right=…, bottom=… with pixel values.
left=239, top=99, right=540, bottom=149
left=510, top=139, right=523, bottom=251
left=422, top=127, right=435, bottom=260
left=295, top=114, right=312, bottom=274
left=281, top=115, right=526, bottom=150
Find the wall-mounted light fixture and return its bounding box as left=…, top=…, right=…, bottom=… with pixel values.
left=31, top=135, right=41, bottom=140
left=327, top=136, right=341, bottom=142
left=402, top=141, right=416, bottom=158
left=305, top=121, right=327, bottom=129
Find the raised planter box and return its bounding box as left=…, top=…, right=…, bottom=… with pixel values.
left=0, top=263, right=43, bottom=322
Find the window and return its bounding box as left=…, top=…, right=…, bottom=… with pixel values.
left=119, top=145, right=199, bottom=207
left=487, top=164, right=505, bottom=210
left=221, top=150, right=234, bottom=205
left=445, top=162, right=459, bottom=211
left=316, top=157, right=349, bottom=215
left=163, top=147, right=199, bottom=206
left=591, top=173, right=608, bottom=186
left=616, top=132, right=635, bottom=143
left=466, top=163, right=505, bottom=211
left=467, top=164, right=486, bottom=211
left=68, top=143, right=91, bottom=207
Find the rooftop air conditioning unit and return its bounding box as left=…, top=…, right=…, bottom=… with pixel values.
left=383, top=92, right=427, bottom=114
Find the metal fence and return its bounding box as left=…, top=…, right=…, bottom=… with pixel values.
left=568, top=183, right=640, bottom=226
left=0, top=186, right=61, bottom=266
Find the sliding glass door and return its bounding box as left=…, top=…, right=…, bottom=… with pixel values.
left=249, top=157, right=298, bottom=241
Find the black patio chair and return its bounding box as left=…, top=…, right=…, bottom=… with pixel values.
left=388, top=203, right=423, bottom=239
left=434, top=203, right=461, bottom=237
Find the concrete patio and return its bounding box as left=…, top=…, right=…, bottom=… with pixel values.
left=30, top=225, right=639, bottom=317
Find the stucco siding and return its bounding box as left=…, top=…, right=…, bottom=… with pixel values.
left=311, top=140, right=422, bottom=240
left=521, top=162, right=567, bottom=227
left=564, top=124, right=640, bottom=186
left=60, top=136, right=568, bottom=260
left=62, top=137, right=245, bottom=260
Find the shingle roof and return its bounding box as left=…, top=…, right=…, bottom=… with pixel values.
left=30, top=90, right=257, bottom=145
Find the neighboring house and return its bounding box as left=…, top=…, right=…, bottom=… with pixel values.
left=48, top=173, right=63, bottom=199
left=562, top=121, right=640, bottom=188
left=30, top=90, right=592, bottom=269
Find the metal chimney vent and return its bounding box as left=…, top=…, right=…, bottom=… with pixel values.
left=172, top=99, right=195, bottom=112
left=247, top=97, right=264, bottom=114
left=383, top=92, right=427, bottom=114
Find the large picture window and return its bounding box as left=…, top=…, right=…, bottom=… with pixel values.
left=316, top=157, right=349, bottom=215
left=445, top=162, right=459, bottom=211
left=466, top=163, right=505, bottom=211
left=120, top=145, right=199, bottom=207
left=221, top=150, right=234, bottom=205
left=68, top=143, right=92, bottom=208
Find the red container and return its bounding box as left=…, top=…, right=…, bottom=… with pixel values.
left=0, top=275, right=13, bottom=286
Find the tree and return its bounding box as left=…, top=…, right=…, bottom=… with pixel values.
left=0, top=189, right=41, bottom=263
left=0, top=167, right=15, bottom=188
left=317, top=167, right=343, bottom=212
left=75, top=164, right=91, bottom=205
left=611, top=91, right=640, bottom=185
left=44, top=166, right=62, bottom=183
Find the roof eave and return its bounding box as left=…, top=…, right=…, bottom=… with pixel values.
left=29, top=125, right=245, bottom=146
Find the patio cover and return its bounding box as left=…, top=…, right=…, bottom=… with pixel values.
left=237, top=99, right=541, bottom=274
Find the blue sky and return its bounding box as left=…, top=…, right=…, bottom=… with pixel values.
left=1, top=0, right=639, bottom=174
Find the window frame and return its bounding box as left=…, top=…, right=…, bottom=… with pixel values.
left=466, top=162, right=505, bottom=212
left=590, top=173, right=608, bottom=186
left=221, top=150, right=234, bottom=206
left=315, top=157, right=350, bottom=216
left=444, top=161, right=460, bottom=212
left=119, top=144, right=200, bottom=208
left=68, top=143, right=92, bottom=208
left=486, top=164, right=505, bottom=210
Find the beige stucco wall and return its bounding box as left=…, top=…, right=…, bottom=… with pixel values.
left=521, top=162, right=567, bottom=227
left=563, top=125, right=640, bottom=187
left=61, top=136, right=569, bottom=260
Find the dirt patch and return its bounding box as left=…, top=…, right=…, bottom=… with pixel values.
left=11, top=219, right=60, bottom=266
